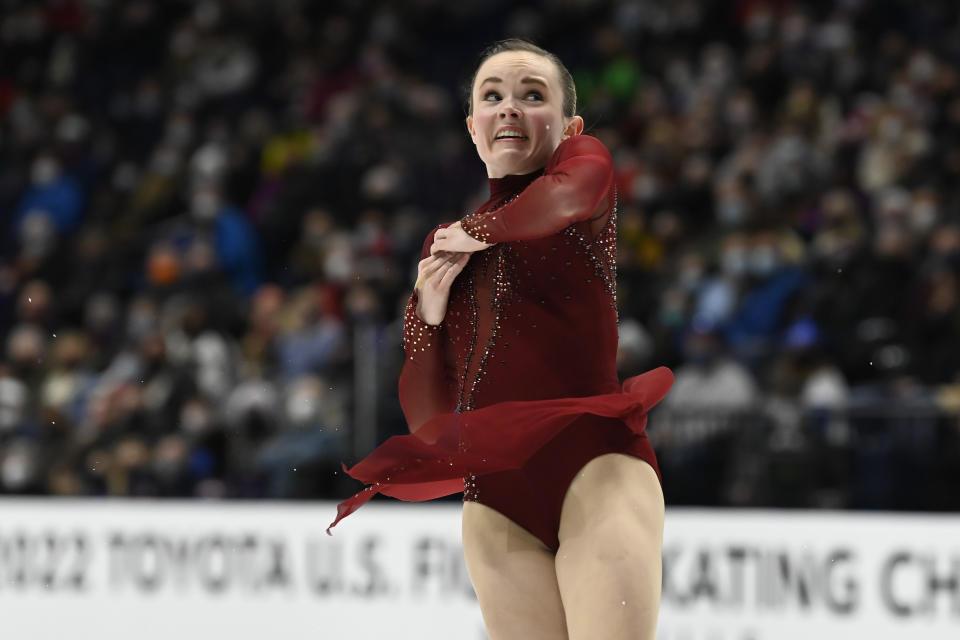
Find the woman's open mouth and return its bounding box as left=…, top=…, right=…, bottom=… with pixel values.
left=494, top=127, right=528, bottom=142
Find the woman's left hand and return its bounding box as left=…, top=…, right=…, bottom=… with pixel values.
left=430, top=222, right=492, bottom=255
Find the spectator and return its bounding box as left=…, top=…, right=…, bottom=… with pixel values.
left=664, top=317, right=758, bottom=409
left=0, top=1, right=958, bottom=507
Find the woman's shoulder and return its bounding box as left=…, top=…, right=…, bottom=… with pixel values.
left=547, top=134, right=612, bottom=170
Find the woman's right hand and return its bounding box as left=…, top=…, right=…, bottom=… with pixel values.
left=415, top=250, right=470, bottom=325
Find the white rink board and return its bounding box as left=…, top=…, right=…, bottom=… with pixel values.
left=0, top=499, right=485, bottom=640
left=1, top=500, right=959, bottom=640
left=657, top=510, right=960, bottom=640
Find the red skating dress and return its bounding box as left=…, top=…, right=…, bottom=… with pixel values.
left=328, top=135, right=673, bottom=551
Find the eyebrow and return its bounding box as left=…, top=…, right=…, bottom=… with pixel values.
left=479, top=76, right=548, bottom=88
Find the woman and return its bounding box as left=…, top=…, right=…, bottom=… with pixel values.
left=329, top=39, right=672, bottom=640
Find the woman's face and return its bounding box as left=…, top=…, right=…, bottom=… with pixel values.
left=467, top=51, right=583, bottom=178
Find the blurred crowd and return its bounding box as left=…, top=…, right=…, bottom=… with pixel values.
left=2, top=0, right=960, bottom=506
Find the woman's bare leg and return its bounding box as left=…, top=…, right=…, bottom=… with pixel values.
left=554, top=453, right=664, bottom=640
left=462, top=501, right=568, bottom=640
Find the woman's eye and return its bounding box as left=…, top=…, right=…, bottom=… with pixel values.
left=483, top=91, right=501, bottom=101
left=525, top=91, right=543, bottom=101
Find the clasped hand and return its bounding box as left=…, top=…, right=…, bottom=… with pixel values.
left=414, top=223, right=492, bottom=326
left=429, top=221, right=491, bottom=255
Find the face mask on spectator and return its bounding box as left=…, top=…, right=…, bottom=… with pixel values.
left=679, top=265, right=703, bottom=291
left=908, top=52, right=936, bottom=85
left=726, top=95, right=755, bottom=129
left=286, top=386, right=321, bottom=427
left=910, top=201, right=938, bottom=234
left=746, top=10, right=774, bottom=40
left=7, top=324, right=45, bottom=369
left=749, top=246, right=780, bottom=277
left=659, top=307, right=685, bottom=328
left=717, top=198, right=748, bottom=225
left=30, top=155, right=60, bottom=185
left=18, top=210, right=55, bottom=258
left=165, top=115, right=194, bottom=147
left=324, top=238, right=355, bottom=284
left=127, top=312, right=156, bottom=341
left=878, top=115, right=903, bottom=142
left=0, top=376, right=27, bottom=432
left=154, top=436, right=189, bottom=481
left=181, top=400, right=213, bottom=435
left=190, top=189, right=221, bottom=221
left=721, top=247, right=749, bottom=277
left=1, top=444, right=36, bottom=490
left=150, top=146, right=181, bottom=177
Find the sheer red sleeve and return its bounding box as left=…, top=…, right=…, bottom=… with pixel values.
left=460, top=135, right=613, bottom=243
left=397, top=224, right=458, bottom=433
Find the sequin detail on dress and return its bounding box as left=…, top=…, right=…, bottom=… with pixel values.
left=459, top=194, right=523, bottom=493
left=463, top=473, right=479, bottom=500
left=561, top=188, right=619, bottom=316
left=457, top=193, right=521, bottom=413
left=402, top=295, right=441, bottom=357
left=461, top=193, right=520, bottom=245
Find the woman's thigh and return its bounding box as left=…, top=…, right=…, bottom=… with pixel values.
left=462, top=501, right=568, bottom=640
left=554, top=453, right=664, bottom=640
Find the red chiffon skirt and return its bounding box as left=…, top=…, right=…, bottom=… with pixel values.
left=327, top=366, right=674, bottom=534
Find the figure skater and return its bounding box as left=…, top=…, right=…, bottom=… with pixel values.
left=329, top=38, right=672, bottom=640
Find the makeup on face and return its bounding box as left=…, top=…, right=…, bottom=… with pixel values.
left=467, top=52, right=575, bottom=178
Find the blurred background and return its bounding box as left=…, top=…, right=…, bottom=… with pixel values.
left=2, top=0, right=960, bottom=515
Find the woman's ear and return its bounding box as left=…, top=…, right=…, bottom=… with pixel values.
left=562, top=115, right=584, bottom=140
left=466, top=115, right=477, bottom=145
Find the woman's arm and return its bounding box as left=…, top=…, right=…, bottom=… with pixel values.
left=460, top=135, right=614, bottom=243
left=398, top=225, right=461, bottom=433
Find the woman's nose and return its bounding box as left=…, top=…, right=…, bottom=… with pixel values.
left=498, top=101, right=521, bottom=119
